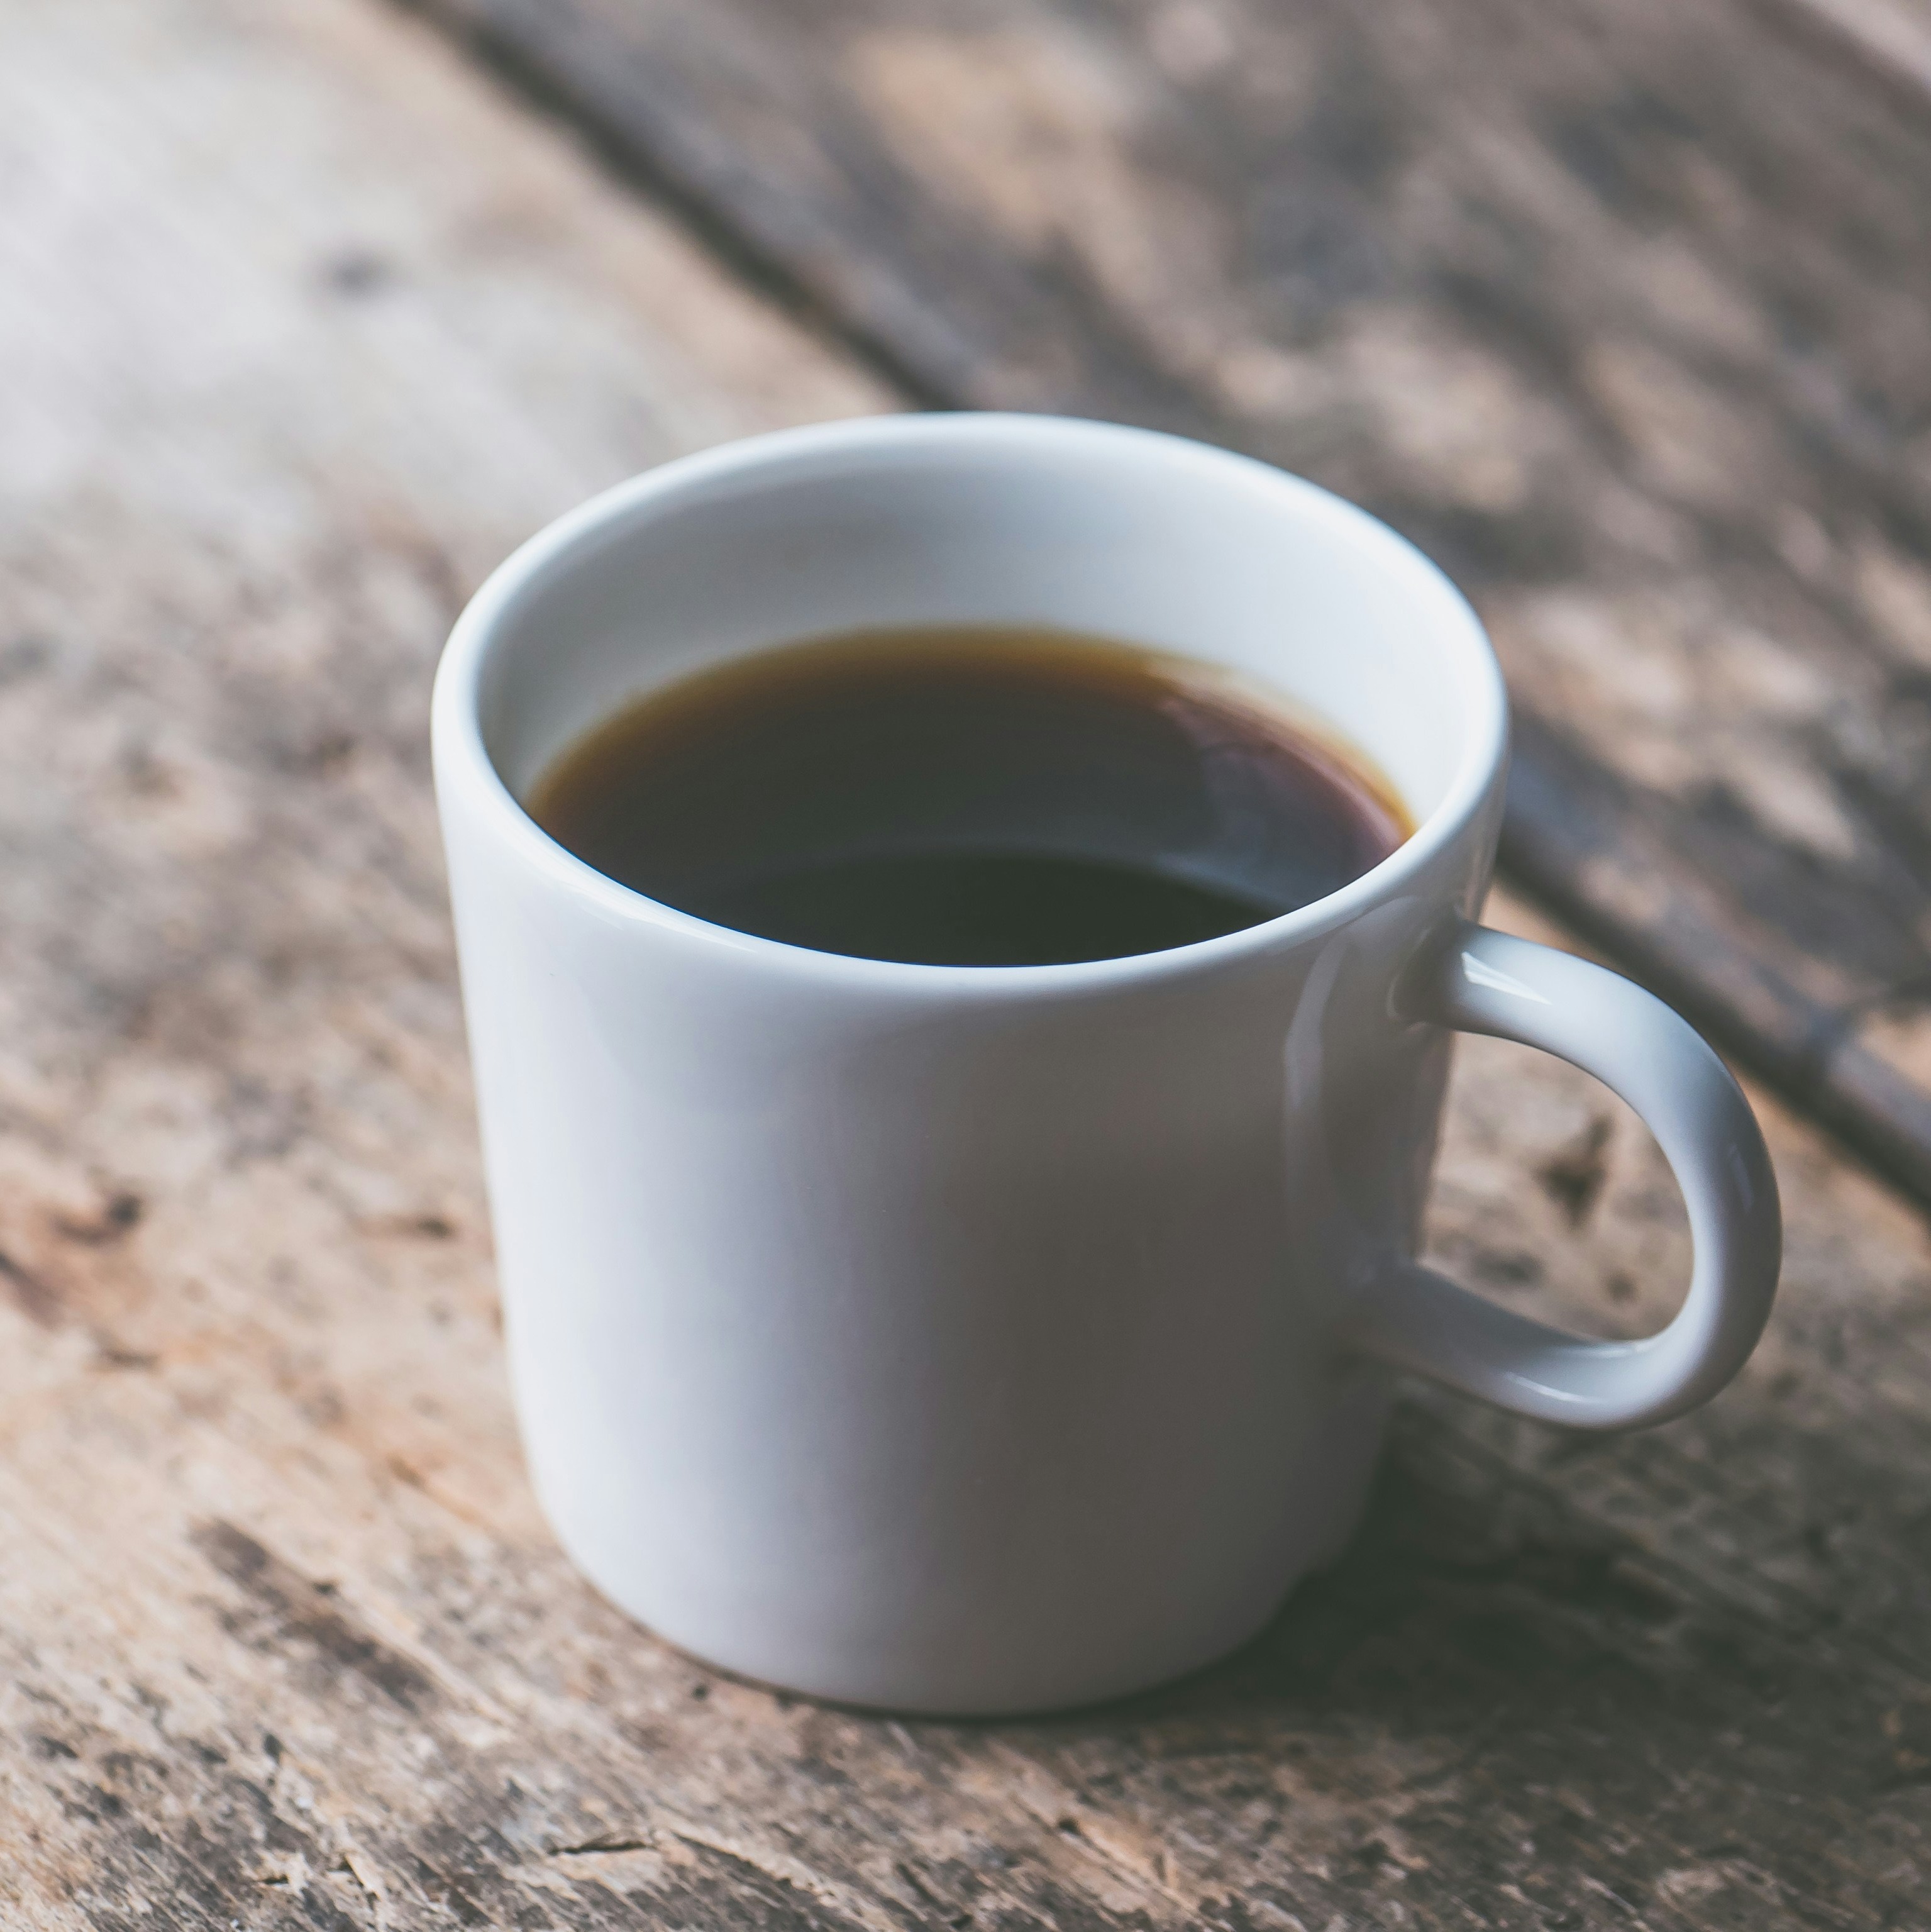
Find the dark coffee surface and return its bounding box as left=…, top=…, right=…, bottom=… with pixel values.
left=526, top=627, right=1408, bottom=965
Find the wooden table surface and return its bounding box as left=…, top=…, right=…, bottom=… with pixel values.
left=3, top=0, right=1930, bottom=1925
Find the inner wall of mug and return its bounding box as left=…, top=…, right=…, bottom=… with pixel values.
left=475, top=419, right=1495, bottom=830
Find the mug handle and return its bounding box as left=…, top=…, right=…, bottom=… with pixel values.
left=1347, top=922, right=1781, bottom=1430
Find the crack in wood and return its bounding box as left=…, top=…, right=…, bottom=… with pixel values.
left=191, top=1521, right=440, bottom=1714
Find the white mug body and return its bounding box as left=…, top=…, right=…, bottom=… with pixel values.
left=434, top=414, right=1513, bottom=1714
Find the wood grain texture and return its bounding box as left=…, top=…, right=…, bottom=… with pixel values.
left=6, top=0, right=1931, bottom=1925
left=402, top=0, right=1931, bottom=1205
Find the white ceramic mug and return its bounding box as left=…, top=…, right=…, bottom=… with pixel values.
left=434, top=414, right=1780, bottom=1715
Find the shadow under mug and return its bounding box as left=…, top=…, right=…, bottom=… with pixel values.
left=433, top=413, right=1781, bottom=1716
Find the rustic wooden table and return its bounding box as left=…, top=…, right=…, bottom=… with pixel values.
left=4, top=0, right=1930, bottom=1924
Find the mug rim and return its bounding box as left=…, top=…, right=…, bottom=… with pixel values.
left=433, top=412, right=1510, bottom=997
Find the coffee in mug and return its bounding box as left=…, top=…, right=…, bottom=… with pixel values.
left=526, top=625, right=1410, bottom=967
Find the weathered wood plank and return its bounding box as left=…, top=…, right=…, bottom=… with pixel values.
left=403, top=0, right=1931, bottom=1206
left=6, top=0, right=1931, bottom=1926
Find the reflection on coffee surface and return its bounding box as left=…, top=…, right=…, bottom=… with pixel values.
left=528, top=626, right=1409, bottom=966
